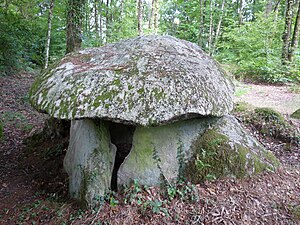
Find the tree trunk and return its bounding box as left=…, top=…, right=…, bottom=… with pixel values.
left=266, top=0, right=273, bottom=16
left=281, top=0, right=294, bottom=64
left=153, top=0, right=159, bottom=33
left=238, top=0, right=243, bottom=24
left=120, top=0, right=124, bottom=19
left=148, top=0, right=154, bottom=29
left=198, top=0, right=204, bottom=47
left=105, top=0, right=110, bottom=42
left=274, top=0, right=282, bottom=13
left=288, top=0, right=300, bottom=61
left=99, top=0, right=103, bottom=45
left=212, top=0, right=225, bottom=55
left=99, top=0, right=103, bottom=44
left=45, top=0, right=55, bottom=69
left=94, top=0, right=100, bottom=43
left=208, top=0, right=214, bottom=55
left=66, top=0, right=86, bottom=54
left=137, top=0, right=143, bottom=35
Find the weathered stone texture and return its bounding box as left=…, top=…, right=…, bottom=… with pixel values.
left=30, top=35, right=234, bottom=126
left=118, top=116, right=279, bottom=187
left=64, top=119, right=116, bottom=206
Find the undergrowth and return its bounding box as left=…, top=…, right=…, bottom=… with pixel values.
left=234, top=103, right=300, bottom=146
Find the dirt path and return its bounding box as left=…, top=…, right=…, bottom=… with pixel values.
left=234, top=82, right=300, bottom=115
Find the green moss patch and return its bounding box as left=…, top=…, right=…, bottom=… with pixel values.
left=254, top=107, right=285, bottom=122
left=291, top=205, right=300, bottom=220
left=184, top=128, right=278, bottom=183
left=234, top=104, right=300, bottom=145
left=291, top=108, right=300, bottom=119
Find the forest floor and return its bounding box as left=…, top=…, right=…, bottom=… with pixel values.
left=0, top=72, right=299, bottom=225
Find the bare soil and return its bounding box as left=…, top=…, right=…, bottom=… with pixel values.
left=234, top=82, right=300, bottom=115
left=0, top=73, right=299, bottom=224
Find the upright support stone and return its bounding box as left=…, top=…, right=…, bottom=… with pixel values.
left=64, top=119, right=116, bottom=207
left=118, top=118, right=212, bottom=187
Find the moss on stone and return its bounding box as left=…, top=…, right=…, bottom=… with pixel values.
left=184, top=128, right=278, bottom=183
left=291, top=108, right=300, bottom=119
left=184, top=129, right=231, bottom=182
left=254, top=107, right=285, bottom=123
left=152, top=88, right=165, bottom=101
left=261, top=149, right=280, bottom=168
left=94, top=89, right=119, bottom=106
left=235, top=106, right=299, bottom=144
left=79, top=169, right=90, bottom=207
left=128, top=128, right=155, bottom=171
left=291, top=205, right=300, bottom=219
left=137, top=88, right=145, bottom=94
left=112, top=79, right=121, bottom=86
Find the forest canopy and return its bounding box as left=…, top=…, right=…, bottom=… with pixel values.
left=0, top=0, right=300, bottom=83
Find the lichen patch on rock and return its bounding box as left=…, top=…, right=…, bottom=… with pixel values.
left=30, top=35, right=234, bottom=126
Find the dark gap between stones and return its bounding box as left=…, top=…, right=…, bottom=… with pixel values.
left=109, top=122, right=136, bottom=191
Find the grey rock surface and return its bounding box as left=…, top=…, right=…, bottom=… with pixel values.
left=118, top=115, right=279, bottom=187
left=64, top=119, right=116, bottom=207
left=30, top=35, right=234, bottom=126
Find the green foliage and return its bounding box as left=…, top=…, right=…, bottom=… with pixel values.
left=83, top=0, right=138, bottom=47
left=0, top=7, right=32, bottom=74
left=217, top=13, right=289, bottom=83
left=122, top=180, right=168, bottom=216
left=165, top=180, right=199, bottom=202
left=160, top=0, right=200, bottom=44
left=0, top=0, right=66, bottom=74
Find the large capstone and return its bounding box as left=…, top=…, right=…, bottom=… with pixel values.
left=30, top=35, right=234, bottom=126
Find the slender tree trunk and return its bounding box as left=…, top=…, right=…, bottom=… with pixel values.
left=66, top=0, right=86, bottom=54
left=198, top=0, right=204, bottom=47
left=120, top=0, right=124, bottom=19
left=274, top=0, right=282, bottom=12
left=153, top=0, right=159, bottom=33
left=137, top=0, right=143, bottom=35
left=105, top=0, right=110, bottom=42
left=99, top=0, right=103, bottom=44
left=45, top=0, right=55, bottom=69
left=84, top=2, right=88, bottom=34
left=281, top=0, right=294, bottom=64
left=94, top=0, right=100, bottom=44
left=266, top=0, right=273, bottom=16
left=208, top=0, right=214, bottom=55
left=238, top=0, right=243, bottom=24
left=148, top=0, right=154, bottom=29
left=110, top=0, right=114, bottom=23
left=212, top=0, right=225, bottom=55
left=288, top=0, right=300, bottom=61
